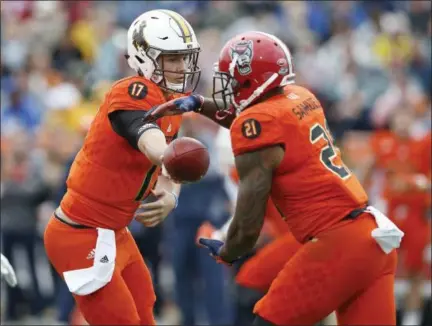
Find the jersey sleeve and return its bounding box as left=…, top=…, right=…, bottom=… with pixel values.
left=108, top=79, right=161, bottom=114
left=230, top=112, right=284, bottom=156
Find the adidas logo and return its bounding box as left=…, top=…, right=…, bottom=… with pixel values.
left=100, top=255, right=109, bottom=263
left=86, top=249, right=95, bottom=260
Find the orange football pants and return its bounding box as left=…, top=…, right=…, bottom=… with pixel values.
left=44, top=216, right=156, bottom=325
left=254, top=213, right=398, bottom=325
left=236, top=232, right=301, bottom=292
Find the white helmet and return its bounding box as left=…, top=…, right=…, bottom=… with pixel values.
left=126, top=9, right=201, bottom=93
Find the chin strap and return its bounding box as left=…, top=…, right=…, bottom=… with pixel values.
left=215, top=106, right=235, bottom=121
left=235, top=73, right=279, bottom=115
left=164, top=79, right=185, bottom=92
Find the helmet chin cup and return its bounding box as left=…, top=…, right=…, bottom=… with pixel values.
left=164, top=79, right=185, bottom=92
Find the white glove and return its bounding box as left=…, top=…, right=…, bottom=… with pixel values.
left=1, top=253, right=17, bottom=287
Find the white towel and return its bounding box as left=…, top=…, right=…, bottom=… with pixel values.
left=366, top=206, right=405, bottom=254
left=63, top=228, right=116, bottom=296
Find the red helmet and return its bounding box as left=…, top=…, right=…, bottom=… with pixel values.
left=212, top=31, right=295, bottom=115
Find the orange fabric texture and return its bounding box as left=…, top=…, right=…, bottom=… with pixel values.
left=44, top=217, right=156, bottom=325
left=230, top=85, right=368, bottom=243
left=236, top=232, right=300, bottom=292
left=60, top=76, right=182, bottom=229
left=264, top=199, right=290, bottom=238
left=254, top=214, right=397, bottom=325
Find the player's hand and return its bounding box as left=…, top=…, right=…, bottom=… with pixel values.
left=197, top=238, right=233, bottom=266
left=1, top=253, right=17, bottom=287
left=135, top=189, right=176, bottom=227
left=144, top=94, right=204, bottom=122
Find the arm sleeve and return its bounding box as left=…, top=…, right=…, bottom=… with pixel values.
left=108, top=110, right=160, bottom=151
left=230, top=113, right=284, bottom=156
left=107, top=78, right=165, bottom=150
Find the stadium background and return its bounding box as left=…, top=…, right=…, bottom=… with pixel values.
left=0, top=0, right=430, bottom=325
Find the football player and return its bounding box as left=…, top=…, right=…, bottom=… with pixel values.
left=366, top=109, right=431, bottom=326
left=43, top=9, right=202, bottom=325
left=199, top=128, right=338, bottom=325
left=146, top=31, right=404, bottom=325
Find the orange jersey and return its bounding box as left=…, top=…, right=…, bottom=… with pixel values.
left=61, top=76, right=182, bottom=229
left=370, top=131, right=431, bottom=206
left=230, top=85, right=368, bottom=243
left=265, top=199, right=290, bottom=238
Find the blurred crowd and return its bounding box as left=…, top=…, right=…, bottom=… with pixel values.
left=1, top=1, right=431, bottom=325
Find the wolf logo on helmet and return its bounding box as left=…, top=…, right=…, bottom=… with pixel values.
left=229, top=40, right=253, bottom=76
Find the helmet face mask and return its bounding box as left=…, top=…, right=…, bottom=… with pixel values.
left=212, top=69, right=236, bottom=114
left=127, top=10, right=201, bottom=94
left=155, top=50, right=201, bottom=94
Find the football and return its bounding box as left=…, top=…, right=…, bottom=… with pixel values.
left=163, top=137, right=210, bottom=183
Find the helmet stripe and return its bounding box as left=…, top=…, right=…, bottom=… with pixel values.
left=160, top=10, right=193, bottom=43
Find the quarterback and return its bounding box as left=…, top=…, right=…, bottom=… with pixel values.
left=44, top=9, right=202, bottom=325
left=147, top=31, right=405, bottom=325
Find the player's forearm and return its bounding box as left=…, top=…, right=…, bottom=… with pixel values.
left=137, top=129, right=167, bottom=166
left=220, top=188, right=267, bottom=262
left=219, top=148, right=276, bottom=262
left=198, top=98, right=235, bottom=129
left=221, top=213, right=263, bottom=262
